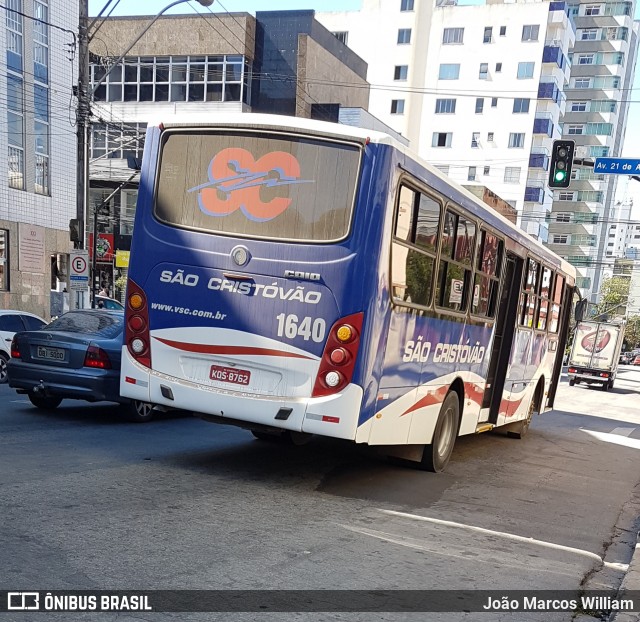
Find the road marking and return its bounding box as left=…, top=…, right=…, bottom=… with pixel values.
left=610, top=427, right=636, bottom=437
left=377, top=509, right=627, bottom=572
left=581, top=428, right=640, bottom=450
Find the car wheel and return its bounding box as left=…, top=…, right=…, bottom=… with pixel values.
left=601, top=382, right=608, bottom=392
left=569, top=378, right=575, bottom=386
left=421, top=391, right=459, bottom=473
left=0, top=353, right=8, bottom=384
left=126, top=400, right=154, bottom=423
left=28, top=393, right=62, bottom=410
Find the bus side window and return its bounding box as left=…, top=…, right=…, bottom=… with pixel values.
left=549, top=274, right=565, bottom=333
left=519, top=258, right=540, bottom=328
left=471, top=230, right=503, bottom=318
left=391, top=185, right=440, bottom=307
left=537, top=267, right=553, bottom=330
left=436, top=209, right=476, bottom=312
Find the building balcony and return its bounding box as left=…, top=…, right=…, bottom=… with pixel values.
left=529, top=152, right=549, bottom=168
left=542, top=45, right=566, bottom=69
left=525, top=186, right=545, bottom=203
left=533, top=116, right=554, bottom=136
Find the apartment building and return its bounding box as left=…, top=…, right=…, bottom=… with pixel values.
left=0, top=0, right=77, bottom=317
left=318, top=0, right=575, bottom=242
left=546, top=0, right=638, bottom=299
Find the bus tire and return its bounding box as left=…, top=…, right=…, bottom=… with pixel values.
left=421, top=391, right=459, bottom=473
left=507, top=394, right=537, bottom=439
left=125, top=400, right=155, bottom=423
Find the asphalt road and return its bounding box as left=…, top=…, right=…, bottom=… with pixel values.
left=1, top=367, right=639, bottom=622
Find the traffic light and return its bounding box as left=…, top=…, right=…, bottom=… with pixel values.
left=548, top=139, right=575, bottom=189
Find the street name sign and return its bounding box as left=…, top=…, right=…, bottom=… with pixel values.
left=594, top=157, right=640, bottom=174
left=69, top=250, right=89, bottom=291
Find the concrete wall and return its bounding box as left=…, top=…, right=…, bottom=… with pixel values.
left=296, top=35, right=369, bottom=118
left=90, top=14, right=256, bottom=59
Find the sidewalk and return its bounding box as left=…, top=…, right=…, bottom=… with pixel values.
left=609, top=531, right=640, bottom=622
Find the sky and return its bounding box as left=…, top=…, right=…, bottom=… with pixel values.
left=90, top=0, right=640, bottom=214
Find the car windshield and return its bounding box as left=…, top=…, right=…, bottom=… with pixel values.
left=46, top=311, right=123, bottom=338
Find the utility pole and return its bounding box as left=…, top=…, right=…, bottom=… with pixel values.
left=74, top=0, right=90, bottom=309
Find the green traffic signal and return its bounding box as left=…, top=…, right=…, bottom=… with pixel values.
left=554, top=170, right=567, bottom=182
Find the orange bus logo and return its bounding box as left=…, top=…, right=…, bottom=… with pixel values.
left=188, top=148, right=313, bottom=222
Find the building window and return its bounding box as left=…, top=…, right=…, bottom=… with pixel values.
left=471, top=132, right=480, bottom=148
left=0, top=229, right=8, bottom=291
left=6, top=0, right=24, bottom=190
left=483, top=27, right=492, bottom=43
left=580, top=28, right=598, bottom=40
left=558, top=191, right=575, bottom=201
left=487, top=132, right=494, bottom=141
left=435, top=98, right=456, bottom=114
left=556, top=213, right=571, bottom=222
left=522, top=25, right=539, bottom=41
left=495, top=62, right=502, bottom=72
left=475, top=98, right=484, bottom=113
left=33, top=0, right=49, bottom=196
left=435, top=165, right=449, bottom=175
left=567, top=125, right=584, bottom=135
left=509, top=132, right=524, bottom=149
left=91, top=55, right=249, bottom=104
left=517, top=62, right=535, bottom=79
left=508, top=133, right=525, bottom=148
left=553, top=235, right=569, bottom=244
left=570, top=101, right=588, bottom=112
left=479, top=63, right=489, bottom=79
left=584, top=5, right=601, bottom=15
left=397, top=28, right=412, bottom=44
left=504, top=167, right=521, bottom=183
left=394, top=65, right=408, bottom=80
left=332, top=31, right=348, bottom=45
left=483, top=166, right=490, bottom=175
left=442, top=27, right=464, bottom=44
left=391, top=99, right=405, bottom=114
left=438, top=63, right=460, bottom=80
left=513, top=98, right=530, bottom=113
left=432, top=132, right=452, bottom=148
left=491, top=97, right=498, bottom=107
left=574, top=78, right=592, bottom=88
left=468, top=166, right=477, bottom=181
left=578, top=54, right=595, bottom=65
left=91, top=122, right=147, bottom=160
left=400, top=0, right=414, bottom=10
left=499, top=26, right=506, bottom=36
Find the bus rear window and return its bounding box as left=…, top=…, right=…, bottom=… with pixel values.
left=155, top=130, right=361, bottom=242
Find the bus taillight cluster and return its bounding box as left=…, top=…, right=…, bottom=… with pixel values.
left=125, top=278, right=151, bottom=369
left=312, top=312, right=363, bottom=398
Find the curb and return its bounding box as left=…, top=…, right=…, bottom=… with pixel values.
left=609, top=531, right=640, bottom=622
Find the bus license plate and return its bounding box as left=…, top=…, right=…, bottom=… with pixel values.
left=210, top=365, right=251, bottom=386
left=36, top=346, right=65, bottom=361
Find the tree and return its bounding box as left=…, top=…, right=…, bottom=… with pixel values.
left=592, top=277, right=630, bottom=320
left=624, top=315, right=640, bottom=349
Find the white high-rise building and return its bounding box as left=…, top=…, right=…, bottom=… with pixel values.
left=317, top=0, right=575, bottom=241
left=0, top=0, right=78, bottom=318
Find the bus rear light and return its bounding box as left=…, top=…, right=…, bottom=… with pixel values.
left=125, top=278, right=151, bottom=368
left=10, top=336, right=20, bottom=358
left=84, top=345, right=112, bottom=369
left=329, top=348, right=348, bottom=365
left=128, top=315, right=146, bottom=332
left=312, top=312, right=363, bottom=398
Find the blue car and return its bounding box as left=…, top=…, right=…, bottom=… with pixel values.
left=8, top=309, right=155, bottom=422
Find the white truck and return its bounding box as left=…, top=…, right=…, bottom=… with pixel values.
left=567, top=320, right=625, bottom=391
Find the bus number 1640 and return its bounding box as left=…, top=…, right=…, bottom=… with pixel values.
left=276, top=313, right=326, bottom=343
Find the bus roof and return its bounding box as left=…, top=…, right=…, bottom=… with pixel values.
left=150, top=112, right=576, bottom=281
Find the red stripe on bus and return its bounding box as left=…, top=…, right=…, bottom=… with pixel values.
left=153, top=337, right=314, bottom=360
left=125, top=376, right=136, bottom=384
left=322, top=416, right=340, bottom=424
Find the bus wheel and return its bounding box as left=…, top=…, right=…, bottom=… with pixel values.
left=421, top=391, right=459, bottom=473
left=125, top=400, right=155, bottom=423
left=507, top=396, right=537, bottom=439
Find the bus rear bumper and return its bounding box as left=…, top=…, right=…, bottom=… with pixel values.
left=120, top=350, right=363, bottom=440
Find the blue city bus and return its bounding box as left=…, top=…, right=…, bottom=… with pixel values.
left=121, top=114, right=576, bottom=471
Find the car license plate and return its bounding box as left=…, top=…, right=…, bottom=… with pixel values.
left=210, top=365, right=251, bottom=386
left=36, top=346, right=65, bottom=361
